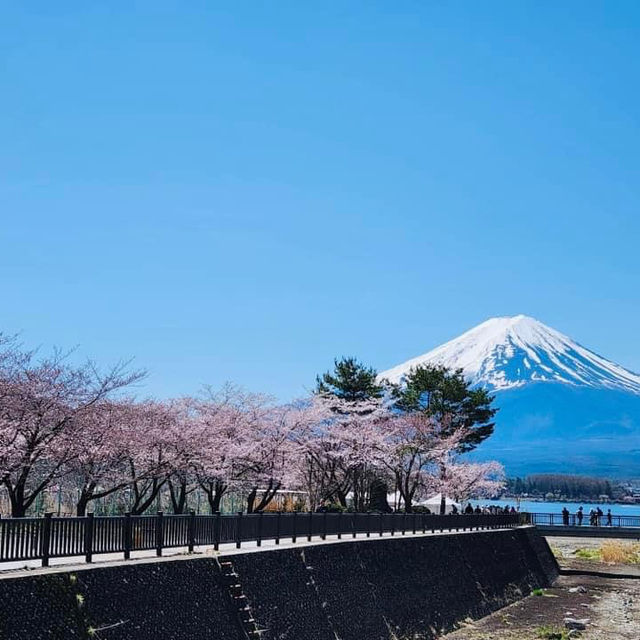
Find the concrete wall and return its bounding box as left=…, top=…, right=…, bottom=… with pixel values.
left=0, top=527, right=557, bottom=640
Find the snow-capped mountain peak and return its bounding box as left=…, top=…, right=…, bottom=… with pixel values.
left=380, top=315, right=640, bottom=394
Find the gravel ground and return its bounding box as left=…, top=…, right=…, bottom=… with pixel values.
left=443, top=537, right=640, bottom=640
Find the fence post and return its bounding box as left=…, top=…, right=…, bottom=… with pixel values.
left=352, top=513, right=356, bottom=539
left=188, top=510, right=195, bottom=553
left=155, top=511, right=164, bottom=557
left=412, top=513, right=417, bottom=535
left=84, top=513, right=94, bottom=563
left=367, top=512, right=371, bottom=538
left=124, top=512, right=132, bottom=560
left=307, top=511, right=312, bottom=542
left=322, top=511, right=327, bottom=540
left=291, top=511, right=297, bottom=543
left=214, top=511, right=221, bottom=551
left=236, top=511, right=243, bottom=549
left=337, top=511, right=342, bottom=539
left=379, top=512, right=383, bottom=537
left=422, top=513, right=426, bottom=534
left=401, top=514, right=406, bottom=536
left=41, top=512, right=53, bottom=568
left=275, top=511, right=281, bottom=545
left=257, top=511, right=263, bottom=547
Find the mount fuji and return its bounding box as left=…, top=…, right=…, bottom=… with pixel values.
left=381, top=316, right=640, bottom=477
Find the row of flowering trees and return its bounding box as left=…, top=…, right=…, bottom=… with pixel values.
left=0, top=336, right=505, bottom=518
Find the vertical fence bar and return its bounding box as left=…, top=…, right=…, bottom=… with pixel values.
left=307, top=511, right=312, bottom=542
left=337, top=511, right=342, bottom=539
left=291, top=511, right=297, bottom=543
left=84, top=513, right=94, bottom=563
left=275, top=511, right=281, bottom=545
left=214, top=511, right=221, bottom=551
left=379, top=512, right=383, bottom=537
left=352, top=513, right=356, bottom=539
left=257, top=512, right=263, bottom=547
left=412, top=513, right=417, bottom=535
left=124, top=512, right=132, bottom=560
left=322, top=512, right=327, bottom=541
left=236, top=511, right=243, bottom=549
left=156, top=511, right=164, bottom=557
left=188, top=510, right=195, bottom=553
left=367, top=512, right=371, bottom=538
left=41, top=513, right=53, bottom=567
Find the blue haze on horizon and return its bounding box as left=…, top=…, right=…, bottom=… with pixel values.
left=1, top=2, right=640, bottom=401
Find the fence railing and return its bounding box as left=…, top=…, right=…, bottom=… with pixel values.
left=0, top=511, right=520, bottom=567
left=524, top=512, right=640, bottom=528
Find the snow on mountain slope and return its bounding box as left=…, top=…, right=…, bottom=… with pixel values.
left=380, top=315, right=640, bottom=394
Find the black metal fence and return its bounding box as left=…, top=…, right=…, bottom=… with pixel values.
left=0, top=511, right=520, bottom=567
left=524, top=512, right=640, bottom=528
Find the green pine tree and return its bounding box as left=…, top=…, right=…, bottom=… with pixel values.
left=390, top=363, right=497, bottom=452
left=315, top=357, right=384, bottom=404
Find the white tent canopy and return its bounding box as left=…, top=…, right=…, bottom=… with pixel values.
left=415, top=493, right=462, bottom=514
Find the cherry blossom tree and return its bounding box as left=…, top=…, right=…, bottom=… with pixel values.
left=0, top=346, right=143, bottom=517
left=188, top=388, right=251, bottom=513
left=68, top=400, right=137, bottom=516
left=298, top=396, right=388, bottom=510
left=118, top=400, right=182, bottom=515
left=237, top=401, right=313, bottom=513
left=438, top=459, right=505, bottom=504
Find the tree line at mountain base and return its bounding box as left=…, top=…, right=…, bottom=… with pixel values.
left=506, top=473, right=626, bottom=501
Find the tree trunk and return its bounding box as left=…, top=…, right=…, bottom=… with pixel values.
left=7, top=481, right=27, bottom=518
left=168, top=478, right=187, bottom=514
left=76, top=495, right=90, bottom=517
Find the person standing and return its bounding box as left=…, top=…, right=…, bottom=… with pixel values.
left=606, top=509, right=613, bottom=526
left=576, top=506, right=583, bottom=526
left=562, top=507, right=570, bottom=526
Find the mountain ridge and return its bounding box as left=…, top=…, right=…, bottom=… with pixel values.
left=380, top=315, right=640, bottom=395
left=379, top=315, right=640, bottom=476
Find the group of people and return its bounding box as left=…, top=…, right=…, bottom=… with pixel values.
left=461, top=503, right=517, bottom=515
left=561, top=505, right=613, bottom=526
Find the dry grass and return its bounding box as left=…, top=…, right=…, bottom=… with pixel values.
left=574, top=541, right=640, bottom=564
left=599, top=540, right=640, bottom=564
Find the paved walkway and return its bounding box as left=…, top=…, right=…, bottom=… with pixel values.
left=0, top=525, right=526, bottom=579
left=538, top=525, right=640, bottom=539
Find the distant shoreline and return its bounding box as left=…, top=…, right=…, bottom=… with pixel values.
left=498, top=496, right=639, bottom=505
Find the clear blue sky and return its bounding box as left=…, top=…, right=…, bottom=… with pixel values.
left=2, top=2, right=639, bottom=400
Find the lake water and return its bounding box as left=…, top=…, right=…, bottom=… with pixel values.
left=471, top=498, right=640, bottom=517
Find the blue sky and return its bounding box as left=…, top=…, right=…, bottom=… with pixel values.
left=2, top=2, right=640, bottom=400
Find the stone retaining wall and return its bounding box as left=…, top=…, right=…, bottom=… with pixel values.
left=0, top=527, right=558, bottom=640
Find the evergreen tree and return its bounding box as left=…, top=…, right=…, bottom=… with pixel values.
left=314, top=357, right=386, bottom=509
left=315, top=357, right=384, bottom=405
left=390, top=364, right=497, bottom=452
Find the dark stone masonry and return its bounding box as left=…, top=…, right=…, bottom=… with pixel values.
left=0, top=527, right=558, bottom=640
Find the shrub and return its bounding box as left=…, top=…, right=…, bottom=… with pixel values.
left=536, top=625, right=571, bottom=640
left=574, top=548, right=600, bottom=561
